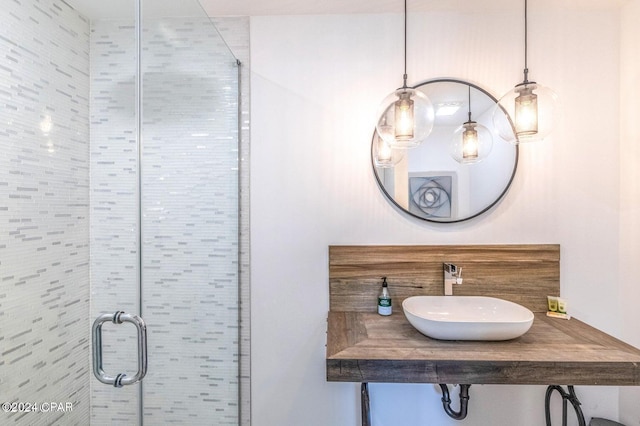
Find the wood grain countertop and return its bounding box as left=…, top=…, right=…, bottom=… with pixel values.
left=326, top=311, right=640, bottom=385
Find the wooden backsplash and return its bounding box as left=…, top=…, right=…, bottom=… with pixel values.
left=329, top=245, right=560, bottom=313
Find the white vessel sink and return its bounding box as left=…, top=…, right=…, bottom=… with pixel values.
left=402, top=296, right=534, bottom=341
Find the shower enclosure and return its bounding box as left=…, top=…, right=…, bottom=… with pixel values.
left=0, top=0, right=247, bottom=424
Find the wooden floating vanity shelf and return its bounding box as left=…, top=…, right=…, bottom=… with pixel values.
left=326, top=245, right=640, bottom=386
left=327, top=311, right=640, bottom=385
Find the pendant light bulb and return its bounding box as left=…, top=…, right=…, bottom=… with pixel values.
left=375, top=0, right=435, bottom=149
left=394, top=91, right=415, bottom=140
left=450, top=86, right=493, bottom=165
left=514, top=85, right=538, bottom=135
left=492, top=0, right=558, bottom=144
left=462, top=123, right=479, bottom=161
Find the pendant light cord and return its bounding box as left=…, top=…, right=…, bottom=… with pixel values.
left=467, top=85, right=472, bottom=123
left=402, top=0, right=408, bottom=88
left=523, top=0, right=529, bottom=82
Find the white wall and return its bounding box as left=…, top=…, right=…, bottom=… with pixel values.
left=251, top=4, right=628, bottom=425
left=619, top=0, right=640, bottom=424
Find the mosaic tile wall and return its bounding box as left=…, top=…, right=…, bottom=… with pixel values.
left=90, top=16, right=245, bottom=425
left=0, top=0, right=91, bottom=424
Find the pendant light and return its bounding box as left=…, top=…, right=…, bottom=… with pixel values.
left=451, top=86, right=493, bottom=164
left=376, top=0, right=434, bottom=149
left=493, top=0, right=558, bottom=144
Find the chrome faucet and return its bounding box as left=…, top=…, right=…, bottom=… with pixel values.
left=443, top=263, right=463, bottom=296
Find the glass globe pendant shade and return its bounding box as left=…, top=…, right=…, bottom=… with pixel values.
left=450, top=121, right=493, bottom=164
left=376, top=88, right=435, bottom=149
left=372, top=133, right=404, bottom=168
left=492, top=82, right=558, bottom=144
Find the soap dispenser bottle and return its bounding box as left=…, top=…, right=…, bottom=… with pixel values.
left=378, top=277, right=392, bottom=316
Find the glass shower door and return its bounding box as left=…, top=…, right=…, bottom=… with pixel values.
left=90, top=1, right=240, bottom=424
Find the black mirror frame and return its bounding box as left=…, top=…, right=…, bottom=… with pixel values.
left=371, top=78, right=519, bottom=224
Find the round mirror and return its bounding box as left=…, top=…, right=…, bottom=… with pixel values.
left=372, top=79, right=518, bottom=223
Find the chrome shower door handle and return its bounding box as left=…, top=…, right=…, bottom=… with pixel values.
left=92, top=311, right=148, bottom=387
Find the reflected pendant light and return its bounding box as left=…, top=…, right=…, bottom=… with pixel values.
left=451, top=86, right=493, bottom=164
left=373, top=132, right=405, bottom=168
left=375, top=0, right=434, bottom=149
left=373, top=116, right=405, bottom=168
left=493, top=0, right=558, bottom=144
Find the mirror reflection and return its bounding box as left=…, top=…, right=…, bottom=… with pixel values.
left=372, top=79, right=518, bottom=223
